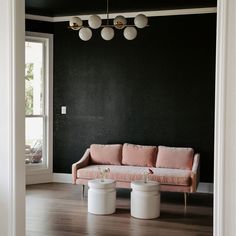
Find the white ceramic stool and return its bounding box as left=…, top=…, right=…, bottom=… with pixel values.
left=88, top=179, right=116, bottom=215
left=131, top=180, right=160, bottom=219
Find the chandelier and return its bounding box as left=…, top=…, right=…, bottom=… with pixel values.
left=68, top=0, right=148, bottom=41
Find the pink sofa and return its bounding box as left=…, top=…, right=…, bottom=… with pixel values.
left=72, top=143, right=200, bottom=197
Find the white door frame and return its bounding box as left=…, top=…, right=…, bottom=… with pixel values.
left=214, top=0, right=236, bottom=235
left=0, top=0, right=25, bottom=236
left=0, top=0, right=236, bottom=235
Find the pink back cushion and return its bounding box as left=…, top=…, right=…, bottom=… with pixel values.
left=122, top=143, right=157, bottom=167
left=90, top=144, right=122, bottom=165
left=156, top=146, right=194, bottom=170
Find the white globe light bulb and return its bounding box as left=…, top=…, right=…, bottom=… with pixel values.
left=113, top=15, right=127, bottom=29
left=123, top=27, right=137, bottom=40
left=69, top=17, right=83, bottom=30
left=134, top=14, right=148, bottom=29
left=79, top=27, right=92, bottom=41
left=88, top=15, right=102, bottom=29
left=101, top=27, right=114, bottom=41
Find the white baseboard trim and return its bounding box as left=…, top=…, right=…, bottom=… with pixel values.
left=197, top=182, right=213, bottom=194
left=52, top=173, right=213, bottom=194
left=53, top=173, right=72, bottom=183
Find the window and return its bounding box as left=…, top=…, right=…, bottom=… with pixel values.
left=25, top=32, right=53, bottom=176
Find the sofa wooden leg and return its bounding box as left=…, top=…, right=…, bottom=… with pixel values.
left=82, top=184, right=85, bottom=197
left=184, top=192, right=187, bottom=215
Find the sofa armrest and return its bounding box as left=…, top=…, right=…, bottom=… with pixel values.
left=190, top=153, right=200, bottom=192
left=72, top=148, right=90, bottom=184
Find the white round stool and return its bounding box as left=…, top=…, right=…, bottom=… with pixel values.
left=88, top=179, right=116, bottom=215
left=131, top=180, right=160, bottom=219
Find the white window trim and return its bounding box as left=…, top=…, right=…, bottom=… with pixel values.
left=25, top=32, right=53, bottom=184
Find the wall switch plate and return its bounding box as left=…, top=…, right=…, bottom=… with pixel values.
left=61, top=106, right=67, bottom=114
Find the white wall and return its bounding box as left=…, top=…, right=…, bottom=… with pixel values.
left=0, top=0, right=25, bottom=235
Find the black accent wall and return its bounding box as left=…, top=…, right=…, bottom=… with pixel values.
left=53, top=14, right=216, bottom=182
left=26, top=19, right=54, bottom=34
left=26, top=13, right=216, bottom=183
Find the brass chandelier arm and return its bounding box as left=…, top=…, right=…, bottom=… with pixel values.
left=68, top=24, right=149, bottom=30
left=101, top=24, right=149, bottom=28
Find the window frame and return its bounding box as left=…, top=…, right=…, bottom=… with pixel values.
left=25, top=32, right=53, bottom=182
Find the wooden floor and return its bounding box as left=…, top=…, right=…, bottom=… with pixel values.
left=26, top=183, right=213, bottom=236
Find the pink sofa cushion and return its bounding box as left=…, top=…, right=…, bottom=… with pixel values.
left=77, top=165, right=191, bottom=186
left=90, top=144, right=122, bottom=165
left=122, top=143, right=157, bottom=167
left=156, top=146, right=194, bottom=170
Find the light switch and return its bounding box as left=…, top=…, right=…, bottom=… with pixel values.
left=61, top=106, right=67, bottom=114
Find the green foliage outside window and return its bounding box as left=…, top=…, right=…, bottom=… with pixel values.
left=25, top=63, right=34, bottom=115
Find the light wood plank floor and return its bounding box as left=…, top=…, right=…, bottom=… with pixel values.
left=26, top=183, right=213, bottom=236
